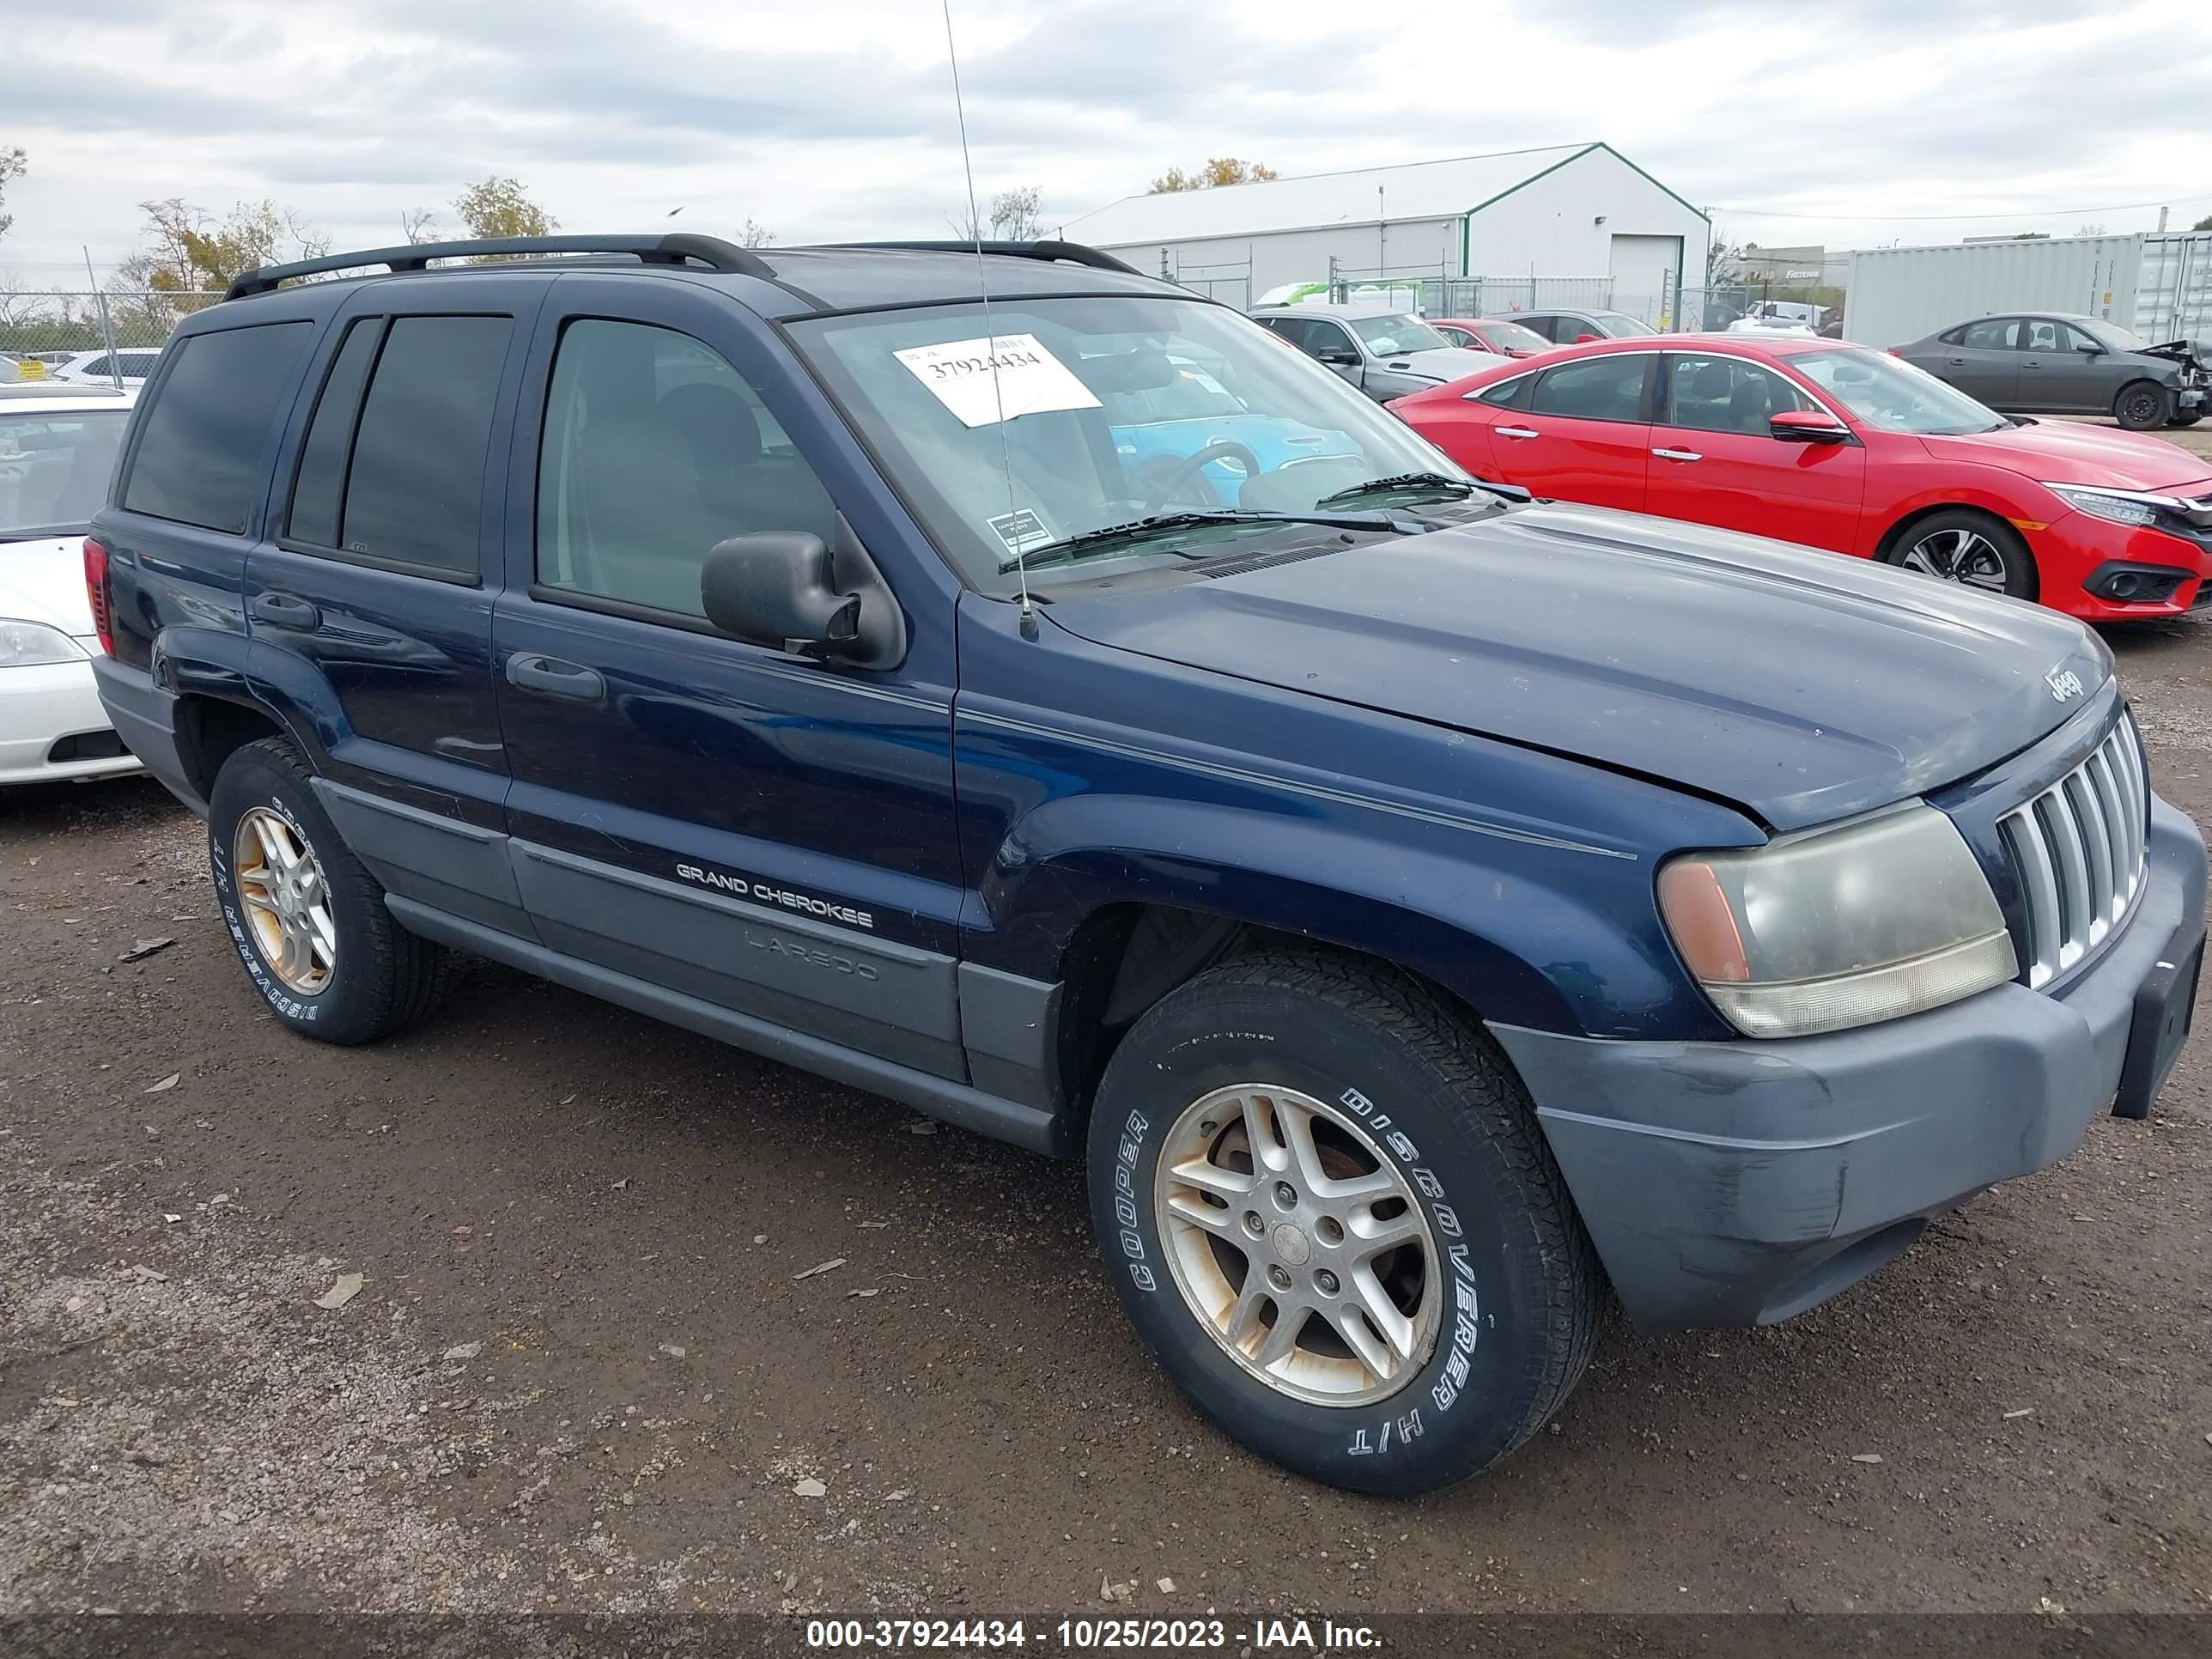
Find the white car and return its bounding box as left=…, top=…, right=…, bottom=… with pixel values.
left=1, top=385, right=143, bottom=784
left=47, top=347, right=165, bottom=386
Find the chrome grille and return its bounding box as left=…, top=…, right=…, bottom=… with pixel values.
left=1999, top=718, right=2148, bottom=988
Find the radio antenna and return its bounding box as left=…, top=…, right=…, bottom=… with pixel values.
left=939, top=0, right=1036, bottom=637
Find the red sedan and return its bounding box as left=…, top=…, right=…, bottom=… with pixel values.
left=1426, top=317, right=1552, bottom=359
left=1391, top=334, right=2212, bottom=621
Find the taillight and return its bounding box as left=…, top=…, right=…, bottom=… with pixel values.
left=1887, top=347, right=1904, bottom=357
left=82, top=537, right=113, bottom=657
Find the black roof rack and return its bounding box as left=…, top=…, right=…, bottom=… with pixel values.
left=224, top=233, right=776, bottom=301
left=822, top=239, right=1146, bottom=278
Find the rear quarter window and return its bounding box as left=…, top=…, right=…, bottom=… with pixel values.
left=333, top=315, right=513, bottom=575
left=1474, top=374, right=1532, bottom=410
left=123, top=321, right=313, bottom=533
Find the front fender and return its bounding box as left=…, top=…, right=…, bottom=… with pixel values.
left=1001, top=791, right=1708, bottom=1035
left=1863, top=464, right=2057, bottom=559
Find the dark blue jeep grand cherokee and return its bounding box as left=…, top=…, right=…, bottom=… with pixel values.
left=88, top=234, right=2206, bottom=1494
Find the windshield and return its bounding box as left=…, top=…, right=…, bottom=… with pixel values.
left=0, top=408, right=129, bottom=538
left=1792, top=347, right=2006, bottom=436
left=791, top=295, right=1470, bottom=587
left=1475, top=320, right=1551, bottom=354
left=2080, top=318, right=2153, bottom=352
left=1346, top=313, right=1451, bottom=355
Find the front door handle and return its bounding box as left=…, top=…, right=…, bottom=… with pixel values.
left=506, top=653, right=605, bottom=702
left=1947, top=356, right=1968, bottom=366
left=1651, top=447, right=1703, bottom=463
left=1495, top=425, right=1540, bottom=440
left=248, top=591, right=320, bottom=629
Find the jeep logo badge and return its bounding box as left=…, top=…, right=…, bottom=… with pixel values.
left=2046, top=668, right=2086, bottom=702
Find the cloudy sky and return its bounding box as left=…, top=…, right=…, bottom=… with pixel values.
left=3, top=0, right=2209, bottom=280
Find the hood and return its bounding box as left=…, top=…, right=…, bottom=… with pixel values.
left=1045, top=503, right=2110, bottom=831
left=2142, top=337, right=2208, bottom=370
left=0, top=533, right=95, bottom=637
left=1374, top=345, right=1495, bottom=383
left=1922, top=418, right=2212, bottom=493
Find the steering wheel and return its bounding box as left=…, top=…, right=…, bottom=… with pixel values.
left=1144, top=441, right=1264, bottom=513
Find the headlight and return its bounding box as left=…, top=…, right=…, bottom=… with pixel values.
left=2044, top=483, right=2191, bottom=529
left=0, top=619, right=88, bottom=667
left=1657, top=804, right=2015, bottom=1039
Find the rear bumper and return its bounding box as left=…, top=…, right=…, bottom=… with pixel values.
left=1492, top=794, right=2207, bottom=1330
left=0, top=658, right=143, bottom=785
left=88, top=653, right=202, bottom=812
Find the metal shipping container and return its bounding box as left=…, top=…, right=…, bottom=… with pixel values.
left=2136, top=235, right=2212, bottom=343
left=1844, top=233, right=2212, bottom=349
left=1843, top=235, right=2143, bottom=348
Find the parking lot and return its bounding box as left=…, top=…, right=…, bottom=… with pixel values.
left=3, top=424, right=2211, bottom=1622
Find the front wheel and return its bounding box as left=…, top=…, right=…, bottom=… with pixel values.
left=2115, top=381, right=2173, bottom=432
left=1884, top=509, right=2037, bottom=601
left=1086, top=951, right=1602, bottom=1495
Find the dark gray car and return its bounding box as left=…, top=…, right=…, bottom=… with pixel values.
left=1892, top=313, right=2207, bottom=431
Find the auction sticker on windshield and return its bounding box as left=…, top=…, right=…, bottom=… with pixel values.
left=894, top=333, right=1102, bottom=427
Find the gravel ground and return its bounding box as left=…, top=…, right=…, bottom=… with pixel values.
left=4, top=525, right=2212, bottom=1623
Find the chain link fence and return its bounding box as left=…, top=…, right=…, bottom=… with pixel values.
left=0, top=290, right=222, bottom=376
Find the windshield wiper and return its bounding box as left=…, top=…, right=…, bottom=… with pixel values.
left=1317, top=472, right=1526, bottom=507
left=1006, top=508, right=1423, bottom=572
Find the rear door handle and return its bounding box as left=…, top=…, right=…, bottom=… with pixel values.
left=248, top=592, right=320, bottom=629
left=1651, top=447, right=1702, bottom=463
left=1495, top=425, right=1540, bottom=440
left=506, top=653, right=605, bottom=702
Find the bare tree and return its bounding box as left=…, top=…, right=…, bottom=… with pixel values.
left=0, top=146, right=24, bottom=241
left=734, top=217, right=774, bottom=248
left=990, top=186, right=1042, bottom=240
left=0, top=270, right=41, bottom=329
left=945, top=186, right=1044, bottom=243
left=401, top=207, right=440, bottom=244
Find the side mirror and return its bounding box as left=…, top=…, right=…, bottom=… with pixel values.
left=2076, top=343, right=2105, bottom=356
left=699, top=530, right=905, bottom=669
left=1316, top=347, right=1362, bottom=368
left=1769, top=409, right=1853, bottom=444
left=1573, top=332, right=1601, bottom=344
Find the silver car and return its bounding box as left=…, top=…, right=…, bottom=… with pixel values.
left=1248, top=305, right=1493, bottom=402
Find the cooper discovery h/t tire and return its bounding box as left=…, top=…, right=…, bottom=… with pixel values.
left=1086, top=950, right=1602, bottom=1495
left=207, top=738, right=449, bottom=1046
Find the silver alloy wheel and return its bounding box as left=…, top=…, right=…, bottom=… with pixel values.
left=1153, top=1083, right=1442, bottom=1407
left=1899, top=526, right=2009, bottom=592
left=233, top=806, right=337, bottom=994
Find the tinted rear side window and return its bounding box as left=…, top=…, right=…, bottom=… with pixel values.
left=1528, top=356, right=1649, bottom=422
left=122, top=321, right=312, bottom=533
left=1474, top=374, right=1532, bottom=410
left=287, top=319, right=383, bottom=549
left=337, top=316, right=512, bottom=574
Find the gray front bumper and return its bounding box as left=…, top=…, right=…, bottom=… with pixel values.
left=1491, top=795, right=2207, bottom=1330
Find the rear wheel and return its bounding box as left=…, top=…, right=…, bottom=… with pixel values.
left=208, top=738, right=448, bottom=1045
left=1086, top=951, right=1602, bottom=1495
left=1885, top=509, right=2037, bottom=601
left=2115, top=381, right=2173, bottom=432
